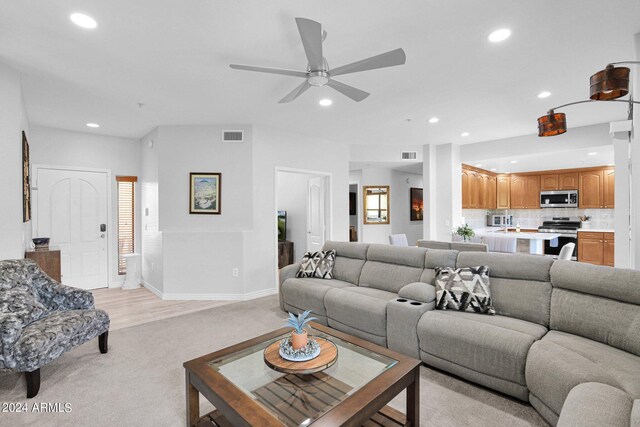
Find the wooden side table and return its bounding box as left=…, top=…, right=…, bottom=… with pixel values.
left=25, top=249, right=61, bottom=282
left=277, top=240, right=293, bottom=269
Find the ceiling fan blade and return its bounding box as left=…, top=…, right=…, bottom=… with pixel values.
left=327, top=79, right=370, bottom=102
left=229, top=64, right=307, bottom=78
left=295, top=18, right=324, bottom=71
left=330, top=48, right=406, bottom=77
left=278, top=81, right=312, bottom=103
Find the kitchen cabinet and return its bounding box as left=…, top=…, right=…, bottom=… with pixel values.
left=524, top=175, right=541, bottom=208
left=603, top=168, right=615, bottom=208
left=540, top=174, right=558, bottom=191
left=558, top=172, right=579, bottom=190
left=496, top=175, right=510, bottom=209
left=578, top=231, right=614, bottom=266
left=579, top=170, right=604, bottom=208
left=485, top=175, right=497, bottom=210
left=469, top=172, right=479, bottom=208
left=461, top=169, right=470, bottom=209
left=510, top=175, right=525, bottom=208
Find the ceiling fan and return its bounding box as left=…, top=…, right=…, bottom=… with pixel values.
left=229, top=17, right=406, bottom=103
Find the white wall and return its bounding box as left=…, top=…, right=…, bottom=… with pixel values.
left=29, top=125, right=141, bottom=285
left=140, top=128, right=163, bottom=292
left=276, top=171, right=309, bottom=262
left=0, top=62, right=30, bottom=260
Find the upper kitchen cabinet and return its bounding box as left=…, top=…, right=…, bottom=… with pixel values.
left=540, top=174, right=558, bottom=191
left=603, top=168, right=615, bottom=209
left=558, top=172, right=579, bottom=190
left=579, top=169, right=613, bottom=209
left=524, top=175, right=541, bottom=208
left=496, top=175, right=510, bottom=209
left=510, top=175, right=526, bottom=208
left=485, top=175, right=497, bottom=210
left=461, top=169, right=470, bottom=209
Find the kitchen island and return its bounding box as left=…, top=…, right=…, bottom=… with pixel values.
left=474, top=228, right=561, bottom=255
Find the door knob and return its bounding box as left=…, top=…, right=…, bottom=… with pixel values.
left=100, top=234, right=105, bottom=238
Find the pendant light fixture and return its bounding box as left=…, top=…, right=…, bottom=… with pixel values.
left=537, top=61, right=639, bottom=137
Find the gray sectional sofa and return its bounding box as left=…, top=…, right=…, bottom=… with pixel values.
left=278, top=241, right=640, bottom=426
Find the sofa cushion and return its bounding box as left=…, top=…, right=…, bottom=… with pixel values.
left=359, top=245, right=426, bottom=293
left=0, top=288, right=47, bottom=327
left=322, top=241, right=369, bottom=285
left=557, top=382, right=635, bottom=427
left=457, top=252, right=553, bottom=327
left=551, top=260, right=640, bottom=305
left=526, top=330, right=640, bottom=417
left=281, top=278, right=354, bottom=317
left=324, top=287, right=397, bottom=343
left=418, top=311, right=547, bottom=386
left=14, top=309, right=110, bottom=372
left=296, top=250, right=336, bottom=279
left=551, top=288, right=640, bottom=357
left=398, top=282, right=436, bottom=303
left=435, top=266, right=495, bottom=314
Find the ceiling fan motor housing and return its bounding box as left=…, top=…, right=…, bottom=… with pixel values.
left=307, top=70, right=329, bottom=86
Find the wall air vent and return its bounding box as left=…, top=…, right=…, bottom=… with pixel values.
left=401, top=151, right=417, bottom=160
left=222, top=130, right=244, bottom=142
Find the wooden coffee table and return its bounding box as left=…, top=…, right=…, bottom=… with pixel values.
left=183, top=322, right=421, bottom=426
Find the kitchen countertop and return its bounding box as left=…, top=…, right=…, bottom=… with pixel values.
left=474, top=228, right=561, bottom=240
left=578, top=229, right=614, bottom=233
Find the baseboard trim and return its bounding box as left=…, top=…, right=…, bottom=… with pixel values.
left=142, top=282, right=277, bottom=301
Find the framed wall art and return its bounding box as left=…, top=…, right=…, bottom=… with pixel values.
left=189, top=172, right=221, bottom=215
left=410, top=187, right=423, bottom=221
left=22, top=131, right=31, bottom=222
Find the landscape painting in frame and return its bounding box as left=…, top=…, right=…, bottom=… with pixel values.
left=410, top=187, right=423, bottom=221
left=189, top=172, right=221, bottom=214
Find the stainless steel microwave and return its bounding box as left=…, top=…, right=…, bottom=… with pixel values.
left=540, top=190, right=578, bottom=208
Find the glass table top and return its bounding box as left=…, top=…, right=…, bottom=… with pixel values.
left=208, top=330, right=398, bottom=427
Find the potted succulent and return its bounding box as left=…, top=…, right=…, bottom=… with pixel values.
left=455, top=224, right=475, bottom=242
left=285, top=310, right=316, bottom=350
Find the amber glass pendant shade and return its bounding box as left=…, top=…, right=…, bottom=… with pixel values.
left=537, top=112, right=566, bottom=137
left=590, top=65, right=630, bottom=100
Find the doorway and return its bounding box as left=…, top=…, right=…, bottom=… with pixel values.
left=275, top=168, right=331, bottom=265
left=349, top=183, right=360, bottom=242
left=32, top=165, right=110, bottom=289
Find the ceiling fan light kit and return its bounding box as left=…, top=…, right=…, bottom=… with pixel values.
left=538, top=61, right=640, bottom=137
left=229, top=17, right=406, bottom=103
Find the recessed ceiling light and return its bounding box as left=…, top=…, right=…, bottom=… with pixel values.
left=319, top=98, right=332, bottom=106
left=537, top=91, right=551, bottom=98
left=461, top=132, right=470, bottom=137
left=70, top=13, right=97, bottom=29
left=428, top=117, right=439, bottom=124
left=510, top=160, right=518, bottom=164
left=475, top=164, right=482, bottom=167
left=490, top=168, right=497, bottom=171
left=488, top=28, right=511, bottom=43
left=587, top=152, right=597, bottom=156
left=86, top=123, right=100, bottom=128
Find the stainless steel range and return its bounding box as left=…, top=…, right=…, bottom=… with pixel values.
left=538, top=217, right=581, bottom=259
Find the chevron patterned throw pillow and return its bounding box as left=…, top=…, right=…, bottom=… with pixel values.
left=295, top=250, right=336, bottom=279
left=434, top=266, right=495, bottom=314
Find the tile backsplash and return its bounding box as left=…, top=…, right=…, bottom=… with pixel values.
left=462, top=208, right=614, bottom=231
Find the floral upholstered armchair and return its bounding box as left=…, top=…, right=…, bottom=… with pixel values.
left=0, top=259, right=110, bottom=398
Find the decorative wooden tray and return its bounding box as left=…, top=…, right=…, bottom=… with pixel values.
left=264, top=337, right=338, bottom=374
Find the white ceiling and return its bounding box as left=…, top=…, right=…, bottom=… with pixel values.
left=1, top=1, right=639, bottom=144
left=466, top=145, right=614, bottom=174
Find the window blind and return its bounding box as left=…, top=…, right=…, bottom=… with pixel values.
left=116, top=176, right=137, bottom=275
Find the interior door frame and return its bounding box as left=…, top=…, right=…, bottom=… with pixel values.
left=32, top=164, right=114, bottom=288
left=274, top=166, right=333, bottom=290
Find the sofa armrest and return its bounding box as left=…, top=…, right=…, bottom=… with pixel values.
left=398, top=282, right=436, bottom=304
left=278, top=263, right=301, bottom=311
left=35, top=273, right=95, bottom=311
left=0, top=313, right=24, bottom=370
left=279, top=263, right=301, bottom=287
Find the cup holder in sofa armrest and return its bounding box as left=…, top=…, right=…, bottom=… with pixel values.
left=410, top=301, right=422, bottom=306
left=396, top=298, right=408, bottom=303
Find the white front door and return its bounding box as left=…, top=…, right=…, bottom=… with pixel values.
left=34, top=167, right=109, bottom=289
left=307, top=176, right=326, bottom=252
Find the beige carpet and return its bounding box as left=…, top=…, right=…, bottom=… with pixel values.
left=0, top=295, right=547, bottom=426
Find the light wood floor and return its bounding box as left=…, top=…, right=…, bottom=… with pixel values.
left=92, top=287, right=233, bottom=331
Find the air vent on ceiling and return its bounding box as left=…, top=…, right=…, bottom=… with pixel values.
left=222, top=130, right=244, bottom=142
left=401, top=151, right=417, bottom=160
